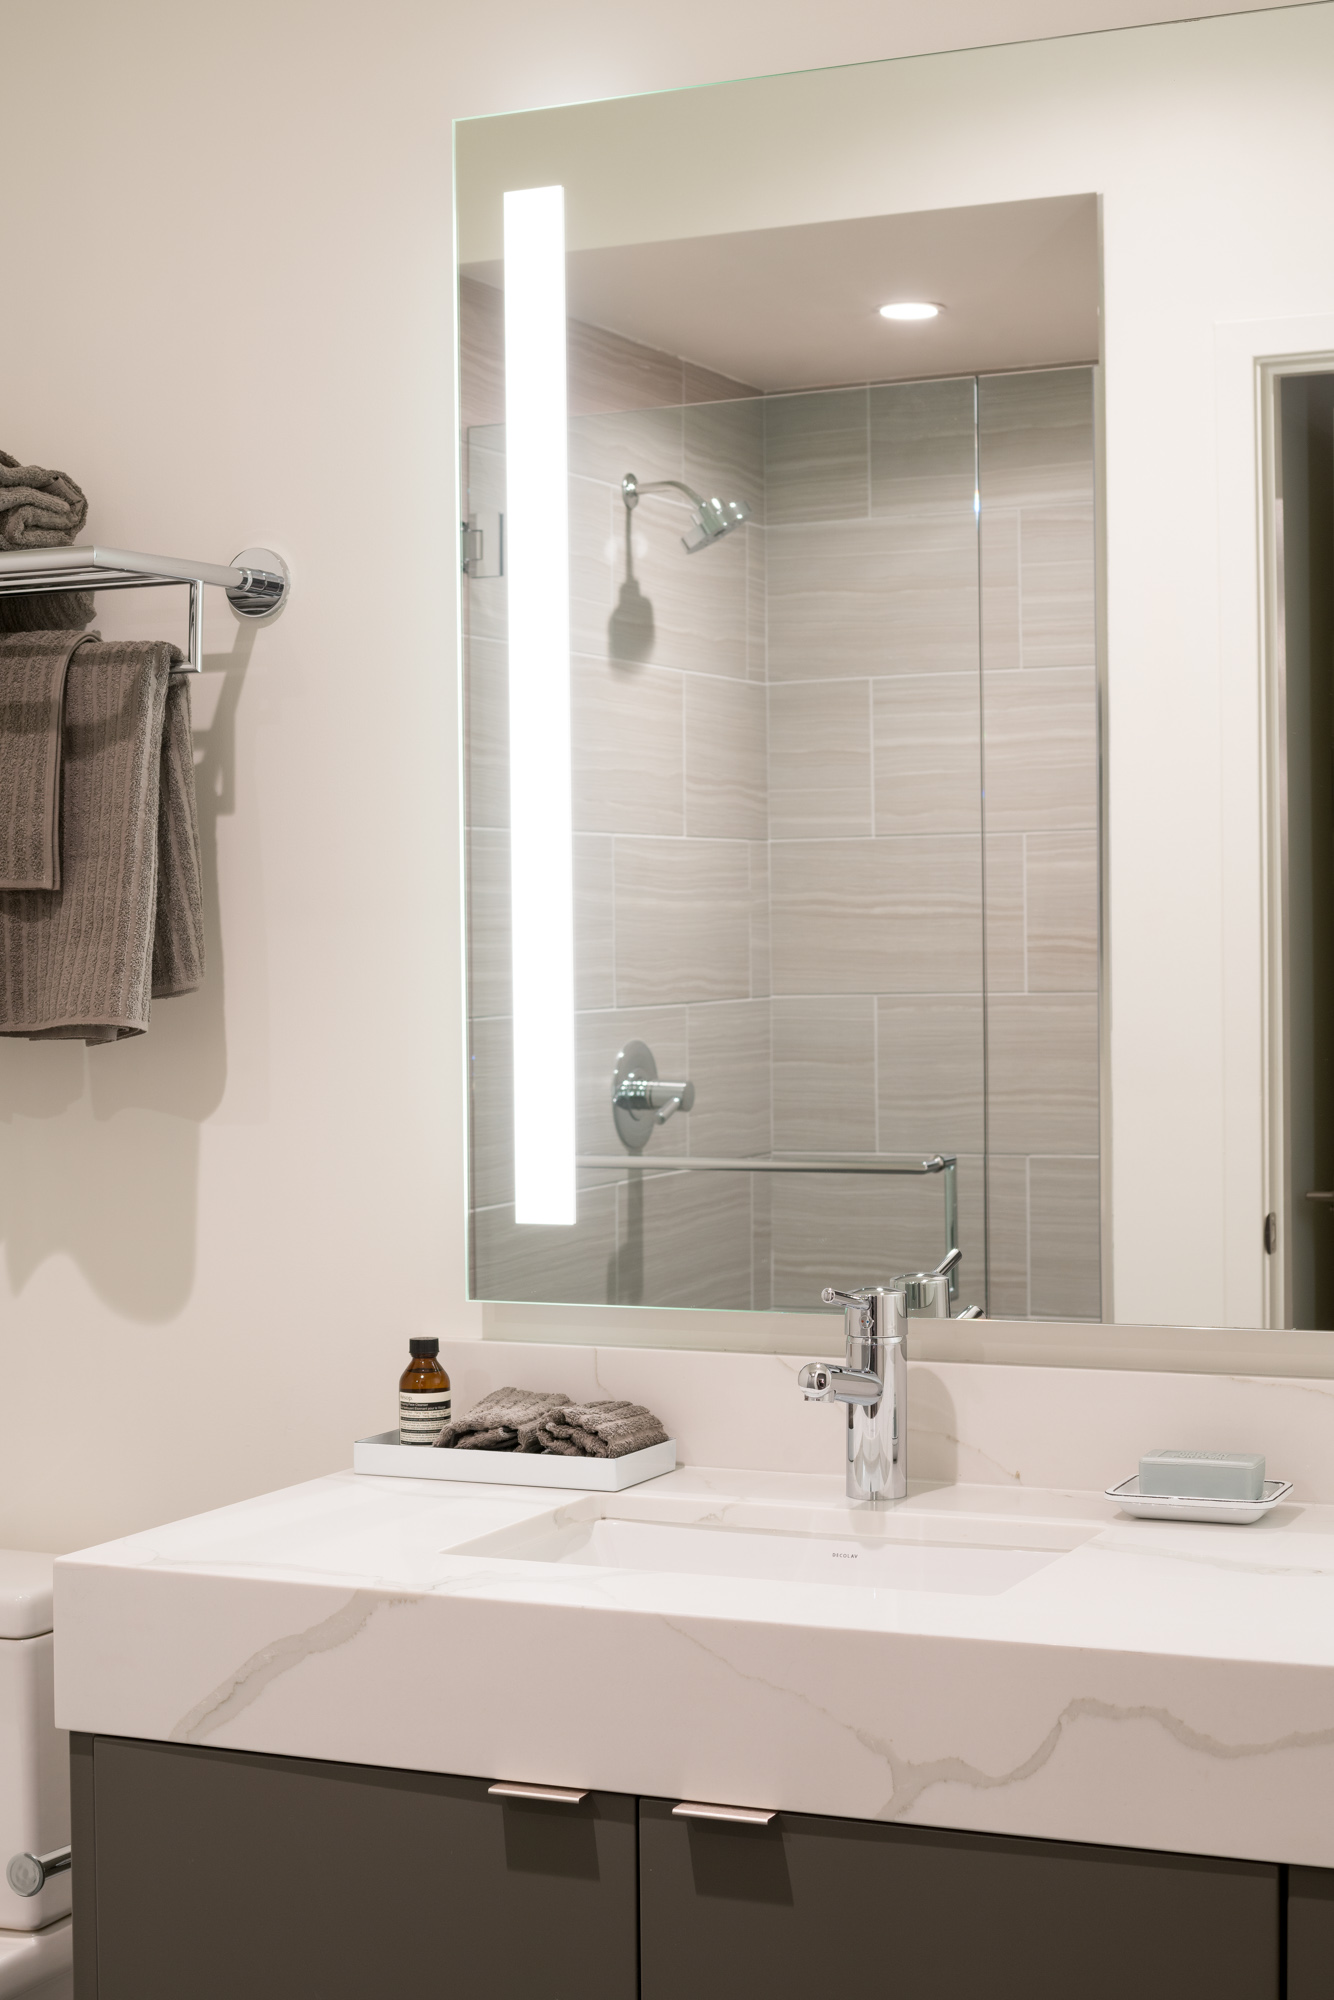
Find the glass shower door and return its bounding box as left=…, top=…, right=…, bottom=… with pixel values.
left=462, top=377, right=988, bottom=1313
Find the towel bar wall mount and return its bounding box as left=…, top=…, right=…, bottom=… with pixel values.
left=0, top=544, right=290, bottom=674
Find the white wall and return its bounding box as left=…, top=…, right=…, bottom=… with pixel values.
left=0, top=0, right=1312, bottom=1555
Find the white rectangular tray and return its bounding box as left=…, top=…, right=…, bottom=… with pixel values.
left=353, top=1430, right=677, bottom=1491
left=1105, top=1475, right=1292, bottom=1524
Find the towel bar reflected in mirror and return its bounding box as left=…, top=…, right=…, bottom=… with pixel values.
left=0, top=544, right=290, bottom=673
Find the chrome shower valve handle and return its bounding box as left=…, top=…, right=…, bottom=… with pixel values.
left=610, top=1040, right=695, bottom=1152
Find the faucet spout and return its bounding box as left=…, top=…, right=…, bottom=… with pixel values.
left=797, top=1362, right=883, bottom=1405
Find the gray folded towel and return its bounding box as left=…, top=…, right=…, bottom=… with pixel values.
left=0, top=450, right=94, bottom=635
left=0, top=630, right=92, bottom=888
left=0, top=638, right=205, bottom=1042
left=434, top=1386, right=572, bottom=1452
left=536, top=1400, right=670, bottom=1459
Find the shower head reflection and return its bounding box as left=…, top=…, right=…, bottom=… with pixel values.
left=621, top=472, right=751, bottom=554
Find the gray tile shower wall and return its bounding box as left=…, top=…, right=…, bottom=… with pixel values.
left=462, top=298, right=768, bottom=1305
left=760, top=375, right=984, bottom=1308
left=461, top=303, right=1099, bottom=1322
left=758, top=367, right=1098, bottom=1315
left=978, top=369, right=1100, bottom=1320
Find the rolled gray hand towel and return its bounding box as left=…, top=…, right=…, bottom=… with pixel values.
left=0, top=448, right=94, bottom=633
left=537, top=1400, right=669, bottom=1459
left=0, top=451, right=88, bottom=548
left=434, top=1385, right=571, bottom=1451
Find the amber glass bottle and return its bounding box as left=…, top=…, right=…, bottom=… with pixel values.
left=398, top=1338, right=451, bottom=1445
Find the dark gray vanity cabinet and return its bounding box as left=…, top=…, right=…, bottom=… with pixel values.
left=638, top=1796, right=1281, bottom=2000
left=72, top=1736, right=1298, bottom=1999
left=70, top=1734, right=638, bottom=2000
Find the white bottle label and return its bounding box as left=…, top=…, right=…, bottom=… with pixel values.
left=399, top=1389, right=451, bottom=1445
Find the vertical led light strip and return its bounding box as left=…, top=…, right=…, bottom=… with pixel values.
left=504, top=185, right=575, bottom=1225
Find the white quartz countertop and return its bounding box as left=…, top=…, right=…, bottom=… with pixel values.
left=54, top=1467, right=1334, bottom=1868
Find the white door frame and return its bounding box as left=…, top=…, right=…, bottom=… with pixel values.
left=1216, top=316, right=1334, bottom=1328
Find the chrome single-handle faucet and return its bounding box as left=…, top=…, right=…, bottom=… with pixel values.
left=798, top=1247, right=964, bottom=1504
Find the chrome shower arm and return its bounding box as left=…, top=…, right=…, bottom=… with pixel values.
left=622, top=474, right=710, bottom=511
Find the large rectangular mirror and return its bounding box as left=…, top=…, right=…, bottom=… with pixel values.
left=456, top=4, right=1334, bottom=1334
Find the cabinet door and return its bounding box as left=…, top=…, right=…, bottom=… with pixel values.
left=639, top=1798, right=1279, bottom=2000
left=78, top=1735, right=636, bottom=2000
left=1288, top=1865, right=1334, bottom=1999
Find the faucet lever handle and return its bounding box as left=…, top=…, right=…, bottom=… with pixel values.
left=928, top=1246, right=963, bottom=1280
left=821, top=1287, right=867, bottom=1309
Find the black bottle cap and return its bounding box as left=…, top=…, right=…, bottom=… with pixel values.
left=409, top=1338, right=440, bottom=1358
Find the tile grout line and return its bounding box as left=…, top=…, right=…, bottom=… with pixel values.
left=1032, top=1152, right=1040, bottom=1320
left=975, top=373, right=993, bottom=1317
left=872, top=990, right=882, bottom=1160
left=766, top=538, right=776, bottom=1309
left=1032, top=828, right=1040, bottom=1000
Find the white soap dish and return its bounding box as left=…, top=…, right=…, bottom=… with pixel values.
left=1105, top=1475, right=1293, bottom=1524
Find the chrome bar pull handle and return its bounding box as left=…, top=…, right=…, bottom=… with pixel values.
left=488, top=1783, right=587, bottom=1804
left=7, top=1846, right=70, bottom=1897
left=672, top=1802, right=775, bottom=1826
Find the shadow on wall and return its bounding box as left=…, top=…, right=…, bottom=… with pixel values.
left=0, top=622, right=257, bottom=1320
left=609, top=505, right=655, bottom=665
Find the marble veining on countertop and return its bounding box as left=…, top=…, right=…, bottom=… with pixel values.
left=53, top=1461, right=1334, bottom=1871
left=60, top=1466, right=1334, bottom=1663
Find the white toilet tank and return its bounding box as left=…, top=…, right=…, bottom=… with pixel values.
left=0, top=1554, right=72, bottom=1999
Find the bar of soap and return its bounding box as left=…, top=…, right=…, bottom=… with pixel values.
left=1138, top=1449, right=1265, bottom=1501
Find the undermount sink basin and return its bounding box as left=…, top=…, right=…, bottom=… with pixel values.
left=454, top=1503, right=1090, bottom=1597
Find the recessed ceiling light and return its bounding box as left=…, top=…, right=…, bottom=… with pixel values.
left=879, top=301, right=940, bottom=321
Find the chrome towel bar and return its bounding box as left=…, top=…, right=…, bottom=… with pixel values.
left=576, top=1153, right=954, bottom=1176
left=0, top=544, right=289, bottom=674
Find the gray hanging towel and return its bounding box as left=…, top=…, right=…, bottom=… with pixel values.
left=0, top=630, right=97, bottom=889
left=151, top=673, right=206, bottom=999
left=0, top=639, right=205, bottom=1042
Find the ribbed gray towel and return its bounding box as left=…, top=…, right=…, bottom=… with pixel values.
left=151, top=673, right=205, bottom=999
left=0, top=638, right=205, bottom=1042
left=537, top=1400, right=669, bottom=1459
left=0, top=630, right=93, bottom=888
left=434, top=1386, right=572, bottom=1452
left=0, top=450, right=94, bottom=634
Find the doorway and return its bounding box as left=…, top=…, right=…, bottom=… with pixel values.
left=1279, top=372, right=1334, bottom=1327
